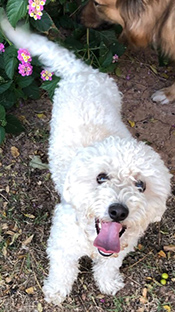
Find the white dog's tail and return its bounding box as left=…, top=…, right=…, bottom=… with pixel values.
left=0, top=15, right=90, bottom=78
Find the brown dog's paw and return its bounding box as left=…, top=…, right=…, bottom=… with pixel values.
left=151, top=83, right=175, bottom=104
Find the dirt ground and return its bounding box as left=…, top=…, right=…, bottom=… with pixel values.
left=0, top=47, right=175, bottom=312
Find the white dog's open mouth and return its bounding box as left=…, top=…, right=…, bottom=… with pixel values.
left=93, top=219, right=126, bottom=257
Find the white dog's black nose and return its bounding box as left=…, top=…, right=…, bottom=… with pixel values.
left=108, top=203, right=129, bottom=222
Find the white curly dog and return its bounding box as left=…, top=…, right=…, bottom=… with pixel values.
left=1, top=15, right=171, bottom=305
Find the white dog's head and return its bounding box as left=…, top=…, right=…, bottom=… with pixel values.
left=63, top=136, right=171, bottom=256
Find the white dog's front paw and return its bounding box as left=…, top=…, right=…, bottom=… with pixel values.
left=95, top=274, right=125, bottom=295
left=42, top=284, right=66, bottom=305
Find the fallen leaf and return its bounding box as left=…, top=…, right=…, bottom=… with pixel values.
left=5, top=164, right=13, bottom=170
left=150, top=118, right=158, bottom=123
left=11, top=146, right=20, bottom=158
left=115, top=67, right=122, bottom=77
left=25, top=287, right=35, bottom=295
left=96, top=294, right=105, bottom=299
left=5, top=276, right=13, bottom=284
left=23, top=213, right=35, bottom=219
left=150, top=64, right=158, bottom=74
left=6, top=230, right=15, bottom=235
left=164, top=245, right=175, bottom=252
left=5, top=185, right=10, bottom=193
left=137, top=243, right=144, bottom=251
left=137, top=308, right=144, bottom=312
left=2, top=223, right=8, bottom=230
left=163, top=305, right=171, bottom=312
left=37, top=303, right=43, bottom=312
left=161, top=73, right=169, bottom=79
left=36, top=113, right=46, bottom=119
left=19, top=115, right=28, bottom=124
left=142, top=287, right=147, bottom=298
left=22, top=234, right=34, bottom=247
left=2, top=245, right=7, bottom=258
left=128, top=120, right=135, bottom=127
left=157, top=250, right=166, bottom=258
left=9, top=233, right=21, bottom=246
left=139, top=296, right=147, bottom=304
left=29, top=155, right=48, bottom=170
left=2, top=211, right=6, bottom=217
left=146, top=276, right=152, bottom=281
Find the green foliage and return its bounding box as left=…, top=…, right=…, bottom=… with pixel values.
left=0, top=0, right=126, bottom=144
left=6, top=0, right=28, bottom=27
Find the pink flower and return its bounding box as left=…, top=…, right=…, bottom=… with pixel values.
left=112, top=54, right=119, bottom=63
left=28, top=0, right=46, bottom=20
left=40, top=69, right=54, bottom=81
left=18, top=62, right=33, bottom=76
left=0, top=43, right=5, bottom=53
left=17, top=48, right=32, bottom=63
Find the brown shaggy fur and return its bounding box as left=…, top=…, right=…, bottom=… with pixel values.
left=80, top=0, right=175, bottom=104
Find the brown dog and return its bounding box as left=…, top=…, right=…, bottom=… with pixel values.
left=80, top=0, right=175, bottom=104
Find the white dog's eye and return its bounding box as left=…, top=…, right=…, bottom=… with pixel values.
left=96, top=173, right=109, bottom=184
left=135, top=180, right=146, bottom=192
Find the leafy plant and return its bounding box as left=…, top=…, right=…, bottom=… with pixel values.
left=0, top=0, right=126, bottom=144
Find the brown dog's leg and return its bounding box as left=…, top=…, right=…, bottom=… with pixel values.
left=151, top=82, right=175, bottom=104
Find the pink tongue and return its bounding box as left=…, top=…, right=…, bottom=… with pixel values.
left=93, top=222, right=122, bottom=254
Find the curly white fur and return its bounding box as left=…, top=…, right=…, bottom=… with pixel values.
left=1, top=16, right=172, bottom=305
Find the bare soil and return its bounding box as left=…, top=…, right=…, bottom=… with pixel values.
left=0, top=47, right=175, bottom=312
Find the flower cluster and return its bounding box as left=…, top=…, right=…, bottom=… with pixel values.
left=28, top=0, right=46, bottom=20
left=112, top=54, right=119, bottom=63
left=40, top=69, right=54, bottom=81
left=0, top=43, right=5, bottom=53
left=17, top=48, right=33, bottom=76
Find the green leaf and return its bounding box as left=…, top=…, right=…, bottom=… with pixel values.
left=6, top=0, right=28, bottom=27
left=3, top=45, right=18, bottom=79
left=64, top=37, right=84, bottom=51
left=59, top=0, right=67, bottom=4
left=0, top=32, right=4, bottom=42
left=99, top=50, right=113, bottom=68
left=14, top=87, right=26, bottom=100
left=65, top=2, right=78, bottom=13
left=111, top=41, right=126, bottom=57
left=0, top=55, right=5, bottom=69
left=59, top=16, right=74, bottom=29
left=5, top=114, right=25, bottom=134
left=30, top=11, right=53, bottom=32
left=23, top=82, right=40, bottom=99
left=99, top=30, right=117, bottom=45
left=16, top=75, right=34, bottom=88
left=0, top=80, right=13, bottom=94
left=0, top=104, right=6, bottom=120
left=100, top=63, right=116, bottom=73
left=29, top=155, right=49, bottom=170
left=40, top=76, right=60, bottom=99
left=31, top=56, right=42, bottom=67
left=0, top=90, right=16, bottom=109
left=0, top=7, right=5, bottom=23
left=0, top=126, right=5, bottom=144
